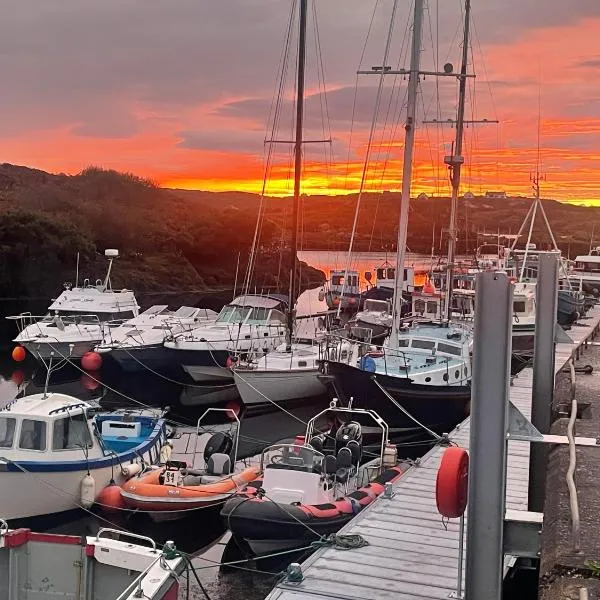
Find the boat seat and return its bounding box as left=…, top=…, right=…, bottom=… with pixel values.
left=346, top=440, right=362, bottom=466
left=207, top=452, right=232, bottom=476
left=335, top=447, right=354, bottom=484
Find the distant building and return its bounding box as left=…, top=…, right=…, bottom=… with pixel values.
left=485, top=191, right=507, bottom=199
left=416, top=193, right=429, bottom=201
left=463, top=191, right=475, bottom=200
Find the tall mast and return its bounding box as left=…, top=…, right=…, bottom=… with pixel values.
left=287, top=0, right=307, bottom=350
left=444, top=0, right=471, bottom=321
left=390, top=0, right=425, bottom=343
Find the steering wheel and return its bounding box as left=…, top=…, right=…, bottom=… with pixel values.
left=270, top=454, right=285, bottom=465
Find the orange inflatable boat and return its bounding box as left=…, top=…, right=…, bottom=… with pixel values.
left=120, top=461, right=260, bottom=515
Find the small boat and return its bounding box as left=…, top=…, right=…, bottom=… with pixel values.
left=120, top=408, right=259, bottom=521
left=568, top=249, right=600, bottom=296
left=163, top=294, right=288, bottom=385
left=0, top=393, right=168, bottom=521
left=7, top=249, right=139, bottom=361
left=352, top=298, right=393, bottom=344
left=221, top=402, right=408, bottom=555
left=95, top=304, right=217, bottom=373
left=0, top=523, right=184, bottom=600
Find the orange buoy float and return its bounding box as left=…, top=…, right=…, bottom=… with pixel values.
left=11, top=346, right=26, bottom=362
left=97, top=483, right=126, bottom=513
left=435, top=446, right=469, bottom=518
left=81, top=351, right=102, bottom=371
left=423, top=278, right=437, bottom=295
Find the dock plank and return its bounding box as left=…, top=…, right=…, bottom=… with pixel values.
left=266, top=306, right=600, bottom=600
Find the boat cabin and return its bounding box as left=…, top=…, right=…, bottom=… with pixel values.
left=0, top=394, right=162, bottom=462
left=370, top=263, right=415, bottom=292
left=328, top=270, right=360, bottom=295
left=411, top=290, right=444, bottom=320
left=573, top=254, right=600, bottom=273
left=512, top=282, right=536, bottom=320
left=215, top=295, right=287, bottom=326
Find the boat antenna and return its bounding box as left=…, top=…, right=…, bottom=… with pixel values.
left=443, top=0, right=472, bottom=322
left=75, top=252, right=80, bottom=288
left=286, top=0, right=308, bottom=351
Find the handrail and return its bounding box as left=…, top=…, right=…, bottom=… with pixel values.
left=96, top=528, right=157, bottom=552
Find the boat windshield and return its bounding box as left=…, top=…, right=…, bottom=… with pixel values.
left=216, top=305, right=252, bottom=324
left=575, top=261, right=600, bottom=272
left=261, top=443, right=324, bottom=472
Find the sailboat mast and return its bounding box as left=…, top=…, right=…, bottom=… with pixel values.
left=287, top=0, right=307, bottom=349
left=444, top=0, right=471, bottom=321
left=391, top=0, right=425, bottom=340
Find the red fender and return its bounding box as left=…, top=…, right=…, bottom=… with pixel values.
left=436, top=447, right=469, bottom=518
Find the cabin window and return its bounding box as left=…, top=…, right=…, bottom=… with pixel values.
left=513, top=301, right=526, bottom=313
left=53, top=413, right=92, bottom=450
left=246, top=307, right=270, bottom=324
left=426, top=301, right=438, bottom=314
left=414, top=299, right=425, bottom=313
left=387, top=268, right=395, bottom=279
left=376, top=268, right=385, bottom=280
left=411, top=339, right=436, bottom=350
left=19, top=419, right=47, bottom=451
left=268, top=310, right=286, bottom=325
left=398, top=338, right=410, bottom=347
left=438, top=342, right=461, bottom=356
left=0, top=417, right=16, bottom=448
left=331, top=275, right=344, bottom=286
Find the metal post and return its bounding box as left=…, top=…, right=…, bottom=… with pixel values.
left=465, top=271, right=512, bottom=600
left=528, top=252, right=559, bottom=511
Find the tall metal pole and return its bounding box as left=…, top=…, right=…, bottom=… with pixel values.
left=465, top=271, right=513, bottom=600
left=528, top=251, right=559, bottom=512
left=390, top=0, right=424, bottom=343
left=287, top=0, right=307, bottom=350
left=444, top=0, right=471, bottom=322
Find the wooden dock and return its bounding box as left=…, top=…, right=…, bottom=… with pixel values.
left=265, top=305, right=600, bottom=600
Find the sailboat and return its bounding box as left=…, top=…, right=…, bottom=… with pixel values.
left=232, top=0, right=331, bottom=408
left=324, top=0, right=475, bottom=434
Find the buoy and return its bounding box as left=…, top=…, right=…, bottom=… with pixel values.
left=11, top=346, right=26, bottom=362
left=80, top=473, right=96, bottom=509
left=97, top=483, right=126, bottom=513
left=225, top=400, right=241, bottom=420
left=10, top=370, right=24, bottom=386
left=81, top=372, right=100, bottom=391
left=436, top=447, right=469, bottom=518
left=81, top=351, right=102, bottom=372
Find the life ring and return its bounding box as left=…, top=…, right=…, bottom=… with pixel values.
left=435, top=447, right=469, bottom=518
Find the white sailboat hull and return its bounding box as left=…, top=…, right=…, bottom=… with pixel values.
left=233, top=369, right=326, bottom=406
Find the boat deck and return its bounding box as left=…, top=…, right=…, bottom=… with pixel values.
left=265, top=306, right=600, bottom=600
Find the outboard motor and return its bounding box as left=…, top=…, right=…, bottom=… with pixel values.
left=204, top=432, right=233, bottom=464
left=335, top=421, right=362, bottom=455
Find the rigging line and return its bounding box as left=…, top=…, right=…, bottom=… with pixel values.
left=419, top=86, right=440, bottom=197
left=337, top=0, right=402, bottom=317
left=244, top=0, right=297, bottom=294
left=343, top=0, right=380, bottom=191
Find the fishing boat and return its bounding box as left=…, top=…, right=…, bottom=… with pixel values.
left=7, top=249, right=139, bottom=361
left=0, top=524, right=184, bottom=600
left=0, top=393, right=168, bottom=521
left=325, top=0, right=475, bottom=431
left=319, top=269, right=361, bottom=311
left=95, top=305, right=217, bottom=373
left=221, top=402, right=408, bottom=555
left=163, top=294, right=288, bottom=385
left=566, top=249, right=600, bottom=296
left=120, top=408, right=259, bottom=521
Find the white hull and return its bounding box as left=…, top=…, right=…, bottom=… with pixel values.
left=0, top=464, right=134, bottom=521
left=233, top=369, right=326, bottom=405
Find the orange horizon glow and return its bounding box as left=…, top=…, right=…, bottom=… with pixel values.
left=4, top=14, right=600, bottom=206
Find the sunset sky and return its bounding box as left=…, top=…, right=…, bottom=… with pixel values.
left=1, top=1, right=599, bottom=203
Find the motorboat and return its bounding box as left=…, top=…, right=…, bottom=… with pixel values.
left=0, top=524, right=184, bottom=600
left=7, top=249, right=139, bottom=361
left=95, top=305, right=217, bottom=373
left=163, top=294, right=288, bottom=385
left=120, top=408, right=259, bottom=521
left=221, top=402, right=409, bottom=555
left=568, top=250, right=600, bottom=296
left=0, top=393, right=168, bottom=521
left=352, top=298, right=393, bottom=344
